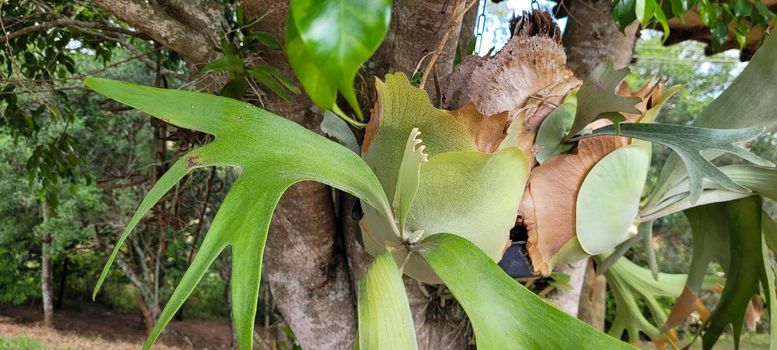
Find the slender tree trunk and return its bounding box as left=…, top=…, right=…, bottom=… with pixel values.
left=40, top=201, right=53, bottom=328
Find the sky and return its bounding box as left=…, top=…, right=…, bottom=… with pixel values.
left=475, top=0, right=565, bottom=55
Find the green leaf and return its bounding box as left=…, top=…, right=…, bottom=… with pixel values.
left=362, top=73, right=476, bottom=206
left=248, top=66, right=291, bottom=101
left=287, top=0, right=391, bottom=119
left=648, top=22, right=777, bottom=208
left=84, top=77, right=394, bottom=350
left=764, top=211, right=777, bottom=253
left=653, top=5, right=671, bottom=42
left=357, top=251, right=417, bottom=350
left=670, top=0, right=685, bottom=18
left=612, top=0, right=638, bottom=31
left=321, top=110, right=359, bottom=154
left=602, top=256, right=707, bottom=343
left=576, top=145, right=650, bottom=255
left=754, top=0, right=776, bottom=19
left=710, top=20, right=729, bottom=47
left=696, top=197, right=767, bottom=350
left=588, top=123, right=772, bottom=203
left=643, top=165, right=777, bottom=222
left=636, top=0, right=657, bottom=26
left=735, top=0, right=753, bottom=18
left=759, top=236, right=777, bottom=350
left=392, top=128, right=426, bottom=236
left=398, top=148, right=528, bottom=283
left=698, top=0, right=715, bottom=26
left=535, top=101, right=576, bottom=164
left=252, top=31, right=283, bottom=50
left=418, top=233, right=632, bottom=350
left=565, top=61, right=641, bottom=140
left=219, top=76, right=249, bottom=100
left=202, top=54, right=245, bottom=75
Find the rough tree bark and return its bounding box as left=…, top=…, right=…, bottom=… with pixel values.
left=559, top=0, right=639, bottom=76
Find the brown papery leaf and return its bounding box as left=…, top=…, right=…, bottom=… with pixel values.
left=449, top=103, right=510, bottom=153
left=520, top=79, right=665, bottom=275
left=745, top=294, right=763, bottom=331
left=664, top=287, right=701, bottom=332
left=520, top=135, right=628, bottom=275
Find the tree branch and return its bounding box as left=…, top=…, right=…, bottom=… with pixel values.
left=1, top=17, right=151, bottom=41
left=92, top=0, right=218, bottom=65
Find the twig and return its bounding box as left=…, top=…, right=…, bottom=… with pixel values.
left=419, top=0, right=479, bottom=90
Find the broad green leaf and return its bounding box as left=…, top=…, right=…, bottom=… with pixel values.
left=321, top=110, right=359, bottom=154
left=695, top=29, right=777, bottom=130
left=641, top=165, right=777, bottom=220
left=670, top=0, right=685, bottom=17
left=392, top=128, right=426, bottom=236
left=219, top=76, right=249, bottom=100
left=362, top=73, right=476, bottom=206
left=418, top=233, right=632, bottom=350
left=696, top=197, right=767, bottom=350
left=252, top=32, right=282, bottom=50
left=653, top=5, right=671, bottom=42
left=754, top=0, right=776, bottom=19
left=611, top=0, right=638, bottom=31
left=710, top=21, right=729, bottom=47
left=84, top=77, right=394, bottom=350
left=252, top=64, right=301, bottom=95
left=287, top=0, right=391, bottom=119
left=577, top=145, right=649, bottom=255
left=202, top=54, right=245, bottom=75
left=735, top=0, right=753, bottom=18
left=286, top=18, right=336, bottom=112
left=649, top=30, right=777, bottom=207
left=357, top=251, right=417, bottom=350
left=565, top=61, right=641, bottom=140
left=636, top=0, right=657, bottom=26
left=396, top=148, right=528, bottom=283
left=588, top=123, right=772, bottom=203
left=248, top=66, right=291, bottom=101
left=535, top=101, right=575, bottom=164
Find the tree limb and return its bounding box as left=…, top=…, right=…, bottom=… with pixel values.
left=92, top=0, right=217, bottom=65
left=0, top=17, right=150, bottom=41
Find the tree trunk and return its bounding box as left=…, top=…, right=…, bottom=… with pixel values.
left=578, top=259, right=607, bottom=330
left=40, top=201, right=53, bottom=328
left=560, top=0, right=639, bottom=77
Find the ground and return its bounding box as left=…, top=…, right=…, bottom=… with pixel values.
left=0, top=303, right=233, bottom=350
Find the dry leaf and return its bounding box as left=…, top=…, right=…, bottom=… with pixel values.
left=449, top=103, right=510, bottom=153
left=521, top=135, right=628, bottom=275
left=744, top=294, right=763, bottom=331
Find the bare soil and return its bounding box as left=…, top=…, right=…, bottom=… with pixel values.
left=0, top=302, right=233, bottom=350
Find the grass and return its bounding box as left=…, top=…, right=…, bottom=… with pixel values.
left=642, top=333, right=771, bottom=349
left=0, top=337, right=47, bottom=350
